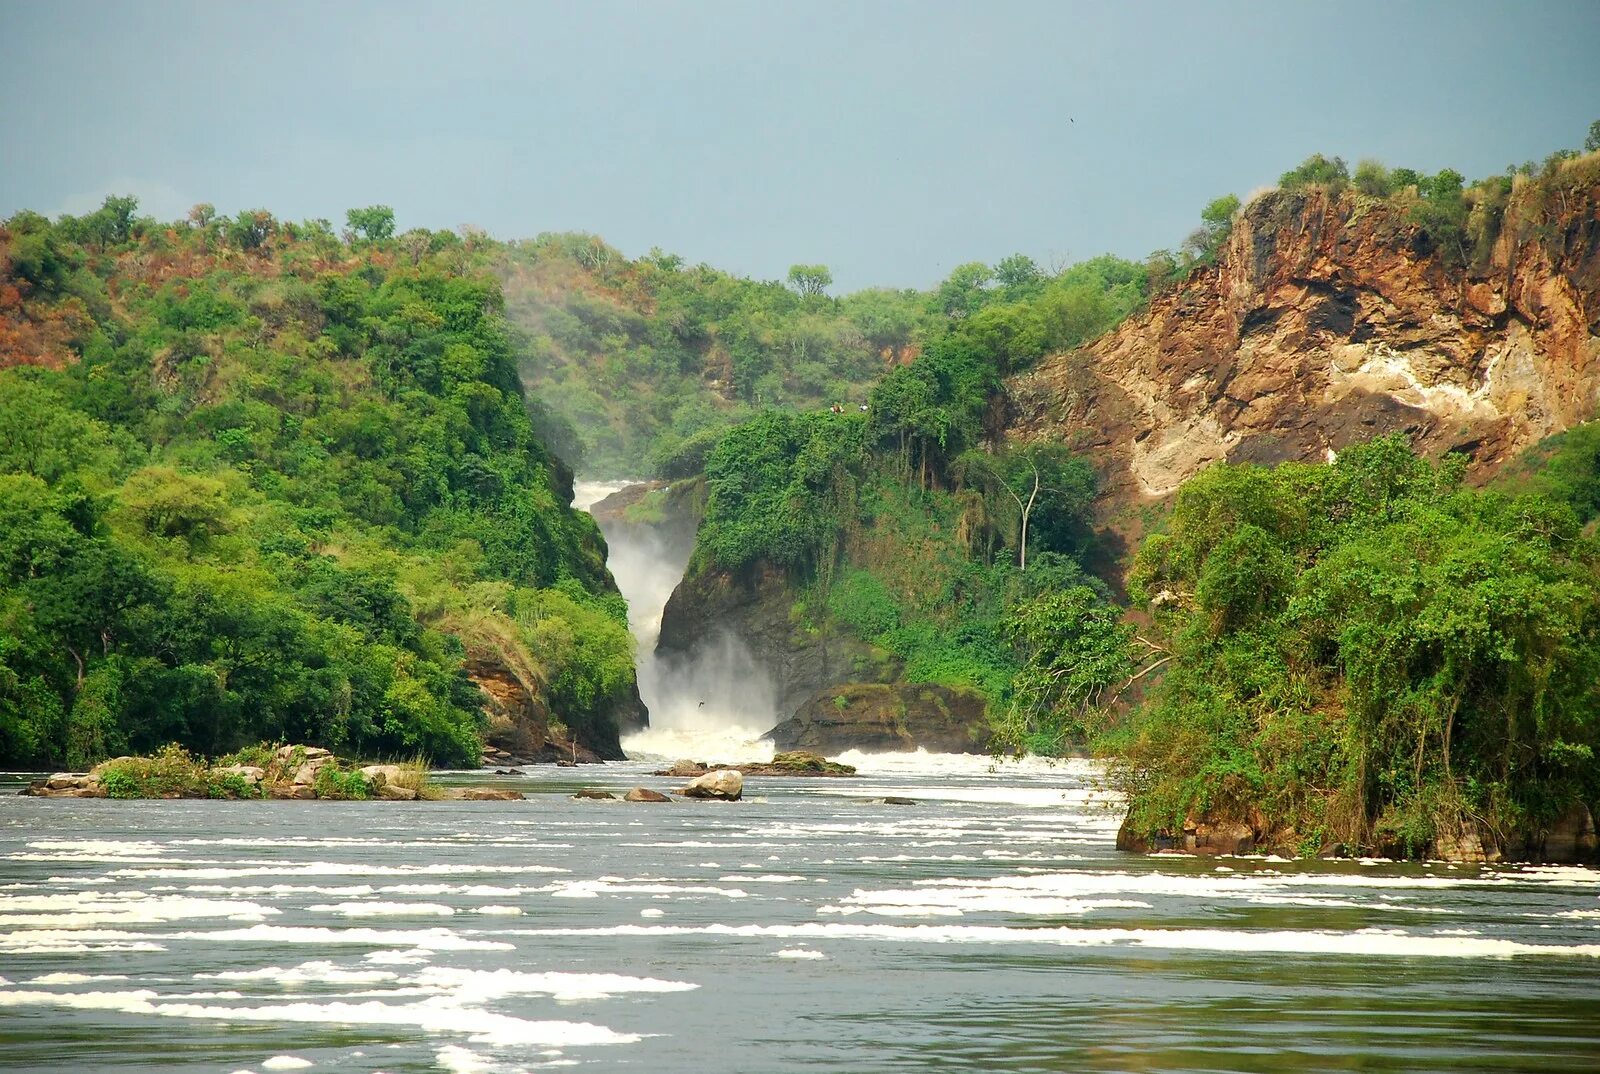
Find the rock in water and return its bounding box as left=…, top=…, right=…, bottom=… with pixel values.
left=459, top=788, right=525, bottom=801
left=358, top=764, right=409, bottom=791
left=733, top=751, right=856, bottom=777
left=624, top=787, right=672, bottom=803
left=573, top=788, right=617, bottom=800
left=657, top=759, right=707, bottom=778
left=767, top=683, right=991, bottom=755
left=213, top=765, right=265, bottom=786
left=677, top=769, right=743, bottom=801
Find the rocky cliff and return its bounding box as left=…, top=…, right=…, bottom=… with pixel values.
left=1008, top=170, right=1600, bottom=509
left=657, top=562, right=898, bottom=721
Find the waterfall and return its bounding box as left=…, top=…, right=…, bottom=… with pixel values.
left=573, top=481, right=777, bottom=761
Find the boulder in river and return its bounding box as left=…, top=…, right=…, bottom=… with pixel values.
left=677, top=769, right=743, bottom=800
left=213, top=765, right=265, bottom=786
left=767, top=683, right=991, bottom=755
left=456, top=788, right=525, bottom=801
left=625, top=788, right=672, bottom=803
left=656, top=759, right=708, bottom=778
left=733, top=751, right=856, bottom=777
left=573, top=788, right=617, bottom=800
left=20, top=773, right=105, bottom=798
left=359, top=764, right=408, bottom=789
left=1540, top=802, right=1598, bottom=864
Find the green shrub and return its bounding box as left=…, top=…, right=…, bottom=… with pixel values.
left=96, top=743, right=209, bottom=798
left=313, top=765, right=371, bottom=800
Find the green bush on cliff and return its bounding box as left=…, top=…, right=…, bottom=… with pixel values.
left=1112, top=436, right=1600, bottom=854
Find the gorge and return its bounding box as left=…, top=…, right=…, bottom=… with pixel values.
left=4, top=133, right=1600, bottom=1074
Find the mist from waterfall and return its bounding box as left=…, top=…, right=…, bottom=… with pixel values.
left=573, top=481, right=777, bottom=761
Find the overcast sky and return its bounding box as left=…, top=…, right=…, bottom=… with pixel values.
left=4, top=0, right=1598, bottom=291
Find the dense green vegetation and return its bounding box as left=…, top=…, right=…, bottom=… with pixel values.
left=682, top=251, right=1147, bottom=742
left=1112, top=436, right=1600, bottom=855
left=0, top=201, right=635, bottom=769
left=496, top=235, right=1167, bottom=478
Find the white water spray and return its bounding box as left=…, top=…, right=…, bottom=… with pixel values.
left=573, top=481, right=777, bottom=761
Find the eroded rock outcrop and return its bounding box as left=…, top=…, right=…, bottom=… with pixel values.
left=1009, top=178, right=1600, bottom=510
left=468, top=654, right=630, bottom=763
left=767, top=683, right=991, bottom=756
left=659, top=563, right=899, bottom=719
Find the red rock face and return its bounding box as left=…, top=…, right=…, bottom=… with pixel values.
left=1007, top=176, right=1600, bottom=511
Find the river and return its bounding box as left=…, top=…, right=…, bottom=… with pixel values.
left=1, top=484, right=1597, bottom=1072
left=2, top=756, right=1599, bottom=1072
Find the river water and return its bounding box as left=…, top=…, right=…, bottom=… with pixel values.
left=3, top=755, right=1599, bottom=1073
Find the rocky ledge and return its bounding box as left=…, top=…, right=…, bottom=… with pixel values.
left=766, top=684, right=991, bottom=756
left=652, top=751, right=858, bottom=778
left=19, top=744, right=524, bottom=802
left=1116, top=801, right=1600, bottom=865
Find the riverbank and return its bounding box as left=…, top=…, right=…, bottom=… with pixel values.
left=18, top=744, right=524, bottom=802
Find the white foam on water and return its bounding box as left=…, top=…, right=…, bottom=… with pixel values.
left=182, top=885, right=375, bottom=897
left=260, top=1059, right=312, bottom=1071
left=110, top=863, right=567, bottom=880
left=639, top=909, right=665, bottom=918
left=378, top=885, right=523, bottom=898
left=0, top=989, right=640, bottom=1047
left=25, top=839, right=167, bottom=857
left=168, top=925, right=513, bottom=951
left=0, top=929, right=167, bottom=954
left=774, top=948, right=826, bottom=960
left=546, top=880, right=748, bottom=900
left=411, top=967, right=697, bottom=1002
left=0, top=892, right=279, bottom=927
left=622, top=725, right=776, bottom=764
left=306, top=902, right=457, bottom=918
left=509, top=921, right=1600, bottom=958
left=473, top=906, right=525, bottom=916
left=821, top=893, right=1151, bottom=918
left=437, top=1045, right=490, bottom=1073
left=28, top=973, right=131, bottom=985
left=196, top=962, right=399, bottom=986
left=718, top=875, right=804, bottom=884
left=365, top=950, right=431, bottom=966
left=801, top=871, right=1485, bottom=918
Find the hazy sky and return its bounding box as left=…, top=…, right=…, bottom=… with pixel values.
left=4, top=1, right=1598, bottom=290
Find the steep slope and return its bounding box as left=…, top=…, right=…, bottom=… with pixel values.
left=1008, top=164, right=1600, bottom=510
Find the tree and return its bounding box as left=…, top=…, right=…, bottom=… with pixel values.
left=958, top=444, right=1094, bottom=570
left=1587, top=119, right=1600, bottom=153
left=998, top=586, right=1134, bottom=754
left=1352, top=159, right=1392, bottom=196
left=993, top=253, right=1042, bottom=291
left=1279, top=153, right=1349, bottom=190
left=1183, top=194, right=1240, bottom=260
left=345, top=205, right=396, bottom=242
left=934, top=262, right=993, bottom=318
left=786, top=264, right=832, bottom=298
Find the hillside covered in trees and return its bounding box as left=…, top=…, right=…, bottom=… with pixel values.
left=0, top=202, right=639, bottom=769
